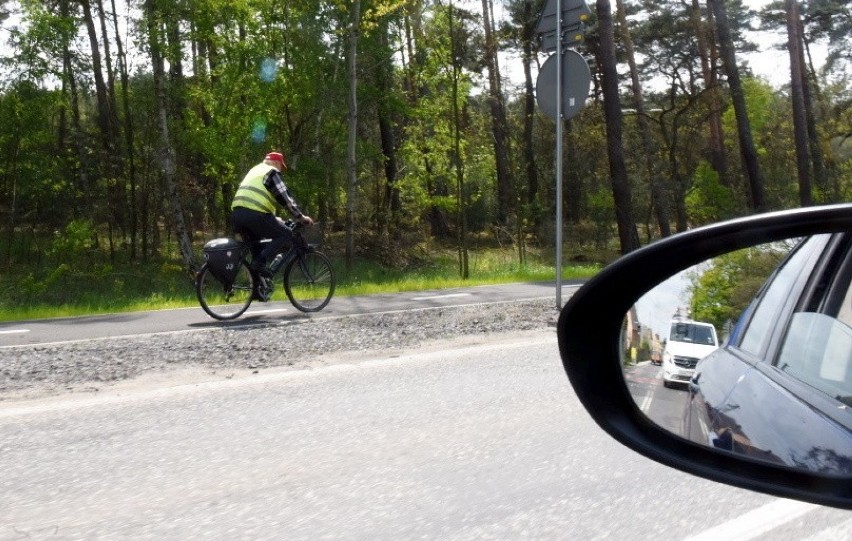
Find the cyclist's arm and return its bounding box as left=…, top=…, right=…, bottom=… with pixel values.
left=263, top=170, right=310, bottom=223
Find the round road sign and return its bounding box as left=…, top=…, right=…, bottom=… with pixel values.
left=535, top=50, right=591, bottom=121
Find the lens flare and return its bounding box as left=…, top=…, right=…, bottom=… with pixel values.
left=251, top=120, right=267, bottom=143
left=260, top=58, right=277, bottom=82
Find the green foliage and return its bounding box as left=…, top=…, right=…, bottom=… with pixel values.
left=1, top=0, right=850, bottom=295
left=688, top=243, right=791, bottom=332
left=47, top=220, right=97, bottom=259
left=719, top=77, right=804, bottom=209
left=685, top=162, right=737, bottom=225
left=587, top=187, right=616, bottom=248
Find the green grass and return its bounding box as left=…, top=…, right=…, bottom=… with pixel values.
left=0, top=250, right=601, bottom=323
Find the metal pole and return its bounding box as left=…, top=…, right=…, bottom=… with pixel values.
left=555, top=0, right=563, bottom=309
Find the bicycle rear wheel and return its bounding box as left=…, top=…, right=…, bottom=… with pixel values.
left=283, top=251, right=335, bottom=312
left=196, top=260, right=255, bottom=320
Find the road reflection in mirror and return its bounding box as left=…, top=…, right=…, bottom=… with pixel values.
left=617, top=237, right=852, bottom=475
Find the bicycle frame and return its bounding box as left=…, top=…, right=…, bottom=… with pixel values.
left=247, top=234, right=312, bottom=279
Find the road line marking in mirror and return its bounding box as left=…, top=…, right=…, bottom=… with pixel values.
left=0, top=329, right=29, bottom=335
left=638, top=385, right=653, bottom=413
left=411, top=293, right=472, bottom=301
left=685, top=499, right=818, bottom=541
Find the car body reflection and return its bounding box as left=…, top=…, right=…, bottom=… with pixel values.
left=625, top=233, right=852, bottom=476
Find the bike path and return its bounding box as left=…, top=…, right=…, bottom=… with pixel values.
left=0, top=281, right=584, bottom=348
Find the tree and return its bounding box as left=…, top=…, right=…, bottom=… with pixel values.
left=346, top=0, right=361, bottom=268
left=2, top=0, right=850, bottom=281
left=505, top=0, right=542, bottom=214
left=144, top=0, right=194, bottom=272
left=480, top=0, right=512, bottom=225
left=708, top=0, right=766, bottom=212
left=372, top=17, right=402, bottom=239
left=596, top=0, right=640, bottom=253
left=689, top=0, right=730, bottom=188
left=688, top=244, right=789, bottom=332
left=449, top=1, right=469, bottom=278
left=615, top=0, right=670, bottom=237
left=785, top=0, right=812, bottom=206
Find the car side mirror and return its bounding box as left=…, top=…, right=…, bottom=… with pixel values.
left=557, top=204, right=852, bottom=509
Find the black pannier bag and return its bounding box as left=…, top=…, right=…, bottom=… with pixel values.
left=202, top=238, right=244, bottom=286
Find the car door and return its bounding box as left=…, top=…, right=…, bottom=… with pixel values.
left=684, top=234, right=852, bottom=472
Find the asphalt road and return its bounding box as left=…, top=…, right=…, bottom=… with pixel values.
left=0, top=281, right=581, bottom=348
left=2, top=334, right=851, bottom=539
left=626, top=360, right=691, bottom=435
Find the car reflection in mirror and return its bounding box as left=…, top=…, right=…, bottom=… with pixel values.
left=621, top=235, right=852, bottom=476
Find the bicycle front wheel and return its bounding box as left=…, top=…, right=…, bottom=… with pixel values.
left=283, top=251, right=335, bottom=312
left=196, top=260, right=255, bottom=320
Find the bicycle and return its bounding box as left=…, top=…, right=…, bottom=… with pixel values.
left=195, top=220, right=335, bottom=320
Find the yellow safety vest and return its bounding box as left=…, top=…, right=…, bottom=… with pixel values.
left=231, top=163, right=277, bottom=213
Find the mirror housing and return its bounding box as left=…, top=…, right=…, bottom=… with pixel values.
left=557, top=204, right=852, bottom=509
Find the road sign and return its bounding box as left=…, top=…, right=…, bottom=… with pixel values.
left=535, top=49, right=591, bottom=121
left=534, top=0, right=594, bottom=306
left=536, top=0, right=593, bottom=52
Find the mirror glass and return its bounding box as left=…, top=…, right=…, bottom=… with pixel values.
left=622, top=234, right=852, bottom=475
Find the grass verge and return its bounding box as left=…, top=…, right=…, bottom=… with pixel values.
left=0, top=249, right=601, bottom=322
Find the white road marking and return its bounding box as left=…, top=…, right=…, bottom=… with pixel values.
left=639, top=383, right=654, bottom=413
left=0, top=329, right=29, bottom=335
left=411, top=293, right=472, bottom=301
left=245, top=308, right=290, bottom=315
left=686, top=499, right=819, bottom=541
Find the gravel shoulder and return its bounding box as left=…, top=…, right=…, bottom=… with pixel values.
left=1, top=300, right=562, bottom=404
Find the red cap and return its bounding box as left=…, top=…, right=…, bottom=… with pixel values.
left=265, top=151, right=285, bottom=165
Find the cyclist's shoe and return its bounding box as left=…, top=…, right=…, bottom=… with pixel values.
left=252, top=276, right=273, bottom=302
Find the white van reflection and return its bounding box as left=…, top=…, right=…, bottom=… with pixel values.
left=662, top=318, right=719, bottom=388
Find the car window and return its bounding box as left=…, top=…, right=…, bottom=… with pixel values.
left=737, top=236, right=826, bottom=356
left=776, top=313, right=852, bottom=406
left=840, top=284, right=852, bottom=327
left=670, top=322, right=716, bottom=346
left=774, top=240, right=852, bottom=405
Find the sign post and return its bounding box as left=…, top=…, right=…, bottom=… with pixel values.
left=534, top=0, right=592, bottom=308
left=556, top=0, right=563, bottom=310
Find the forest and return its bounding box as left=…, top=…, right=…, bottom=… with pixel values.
left=0, top=0, right=850, bottom=283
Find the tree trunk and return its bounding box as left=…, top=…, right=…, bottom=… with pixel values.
left=786, top=0, right=812, bottom=206
left=79, top=0, right=113, bottom=153
left=596, top=0, right=640, bottom=254
left=450, top=2, right=469, bottom=278
left=95, top=0, right=119, bottom=138
left=345, top=0, right=361, bottom=268
left=61, top=0, right=89, bottom=219
left=481, top=0, right=512, bottom=225
left=691, top=0, right=730, bottom=188
left=376, top=21, right=400, bottom=236
left=145, top=0, right=195, bottom=272
left=616, top=0, right=670, bottom=238
left=111, top=0, right=138, bottom=260
left=95, top=0, right=123, bottom=259
left=708, top=0, right=765, bottom=212
left=564, top=120, right=583, bottom=224
left=799, top=19, right=828, bottom=201
left=519, top=0, right=539, bottom=211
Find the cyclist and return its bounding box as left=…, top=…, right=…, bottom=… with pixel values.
left=230, top=151, right=314, bottom=278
